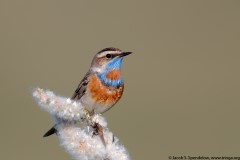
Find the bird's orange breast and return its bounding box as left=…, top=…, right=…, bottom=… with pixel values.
left=89, top=75, right=124, bottom=105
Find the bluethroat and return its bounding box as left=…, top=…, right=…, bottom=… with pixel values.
left=43, top=47, right=132, bottom=137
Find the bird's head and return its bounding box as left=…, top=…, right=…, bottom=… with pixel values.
left=90, top=47, right=132, bottom=88
left=91, top=47, right=132, bottom=74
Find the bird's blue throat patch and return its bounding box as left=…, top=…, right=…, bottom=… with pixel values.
left=98, top=57, right=124, bottom=88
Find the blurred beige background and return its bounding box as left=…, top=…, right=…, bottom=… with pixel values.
left=1, top=0, right=240, bottom=159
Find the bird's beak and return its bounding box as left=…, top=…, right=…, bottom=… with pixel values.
left=119, top=52, right=132, bottom=57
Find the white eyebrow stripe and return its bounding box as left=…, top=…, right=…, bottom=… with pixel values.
left=97, top=51, right=121, bottom=57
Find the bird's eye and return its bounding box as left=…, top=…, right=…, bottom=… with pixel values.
left=106, top=54, right=112, bottom=58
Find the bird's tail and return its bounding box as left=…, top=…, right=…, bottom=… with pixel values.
left=43, top=126, right=57, bottom=137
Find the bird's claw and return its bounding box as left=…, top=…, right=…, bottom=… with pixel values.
left=91, top=123, right=106, bottom=147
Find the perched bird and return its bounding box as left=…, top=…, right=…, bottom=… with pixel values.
left=43, top=47, right=132, bottom=137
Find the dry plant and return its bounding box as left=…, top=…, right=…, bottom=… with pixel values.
left=33, top=88, right=130, bottom=160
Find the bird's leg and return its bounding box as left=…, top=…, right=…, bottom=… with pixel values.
left=81, top=109, right=94, bottom=125
left=83, top=109, right=106, bottom=146
left=92, top=122, right=106, bottom=147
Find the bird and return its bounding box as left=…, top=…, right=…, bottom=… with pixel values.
left=43, top=47, right=132, bottom=137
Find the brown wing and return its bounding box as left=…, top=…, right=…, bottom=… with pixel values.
left=71, top=71, right=91, bottom=100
